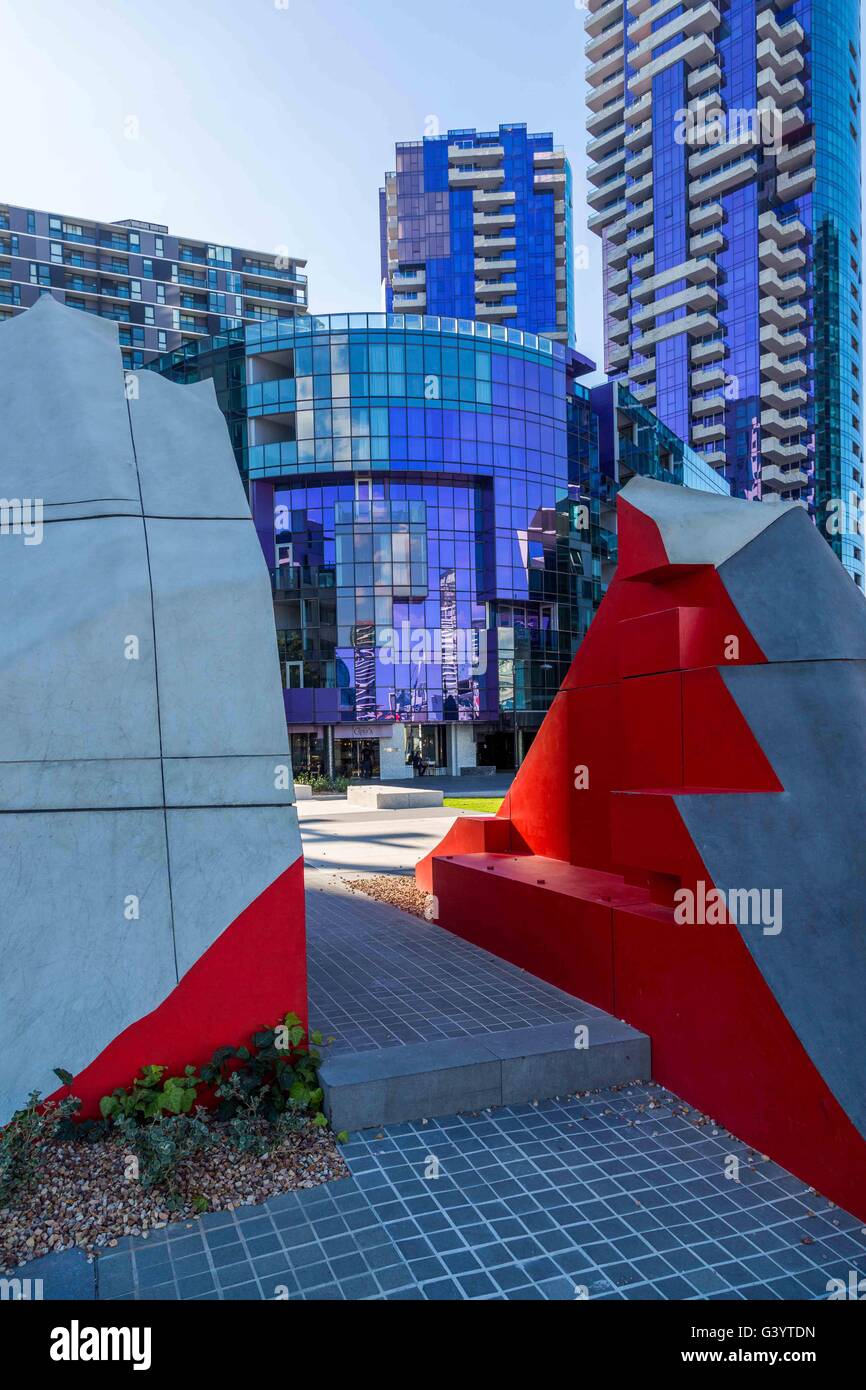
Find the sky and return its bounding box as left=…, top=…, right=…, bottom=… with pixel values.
left=0, top=0, right=604, bottom=365
left=1, top=0, right=864, bottom=380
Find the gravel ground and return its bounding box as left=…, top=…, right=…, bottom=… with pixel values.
left=346, top=873, right=435, bottom=920
left=0, top=1121, right=349, bottom=1273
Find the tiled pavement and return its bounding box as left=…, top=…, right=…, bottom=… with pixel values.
left=306, top=869, right=604, bottom=1056
left=67, top=1084, right=866, bottom=1302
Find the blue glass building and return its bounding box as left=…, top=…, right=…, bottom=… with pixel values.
left=380, top=125, right=575, bottom=346
left=153, top=312, right=726, bottom=776
left=585, top=0, right=864, bottom=591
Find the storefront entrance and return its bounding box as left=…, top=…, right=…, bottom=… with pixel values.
left=336, top=738, right=381, bottom=781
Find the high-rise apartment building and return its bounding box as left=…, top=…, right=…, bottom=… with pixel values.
left=380, top=125, right=575, bottom=345
left=0, top=203, right=307, bottom=370
left=584, top=0, right=864, bottom=589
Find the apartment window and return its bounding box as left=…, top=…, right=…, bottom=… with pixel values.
left=144, top=306, right=154, bottom=325
left=29, top=263, right=50, bottom=286
left=26, top=211, right=35, bottom=234
left=49, top=241, right=62, bottom=263
left=154, top=236, right=164, bottom=258
left=157, top=330, right=167, bottom=352
left=142, top=258, right=153, bottom=278
left=130, top=279, right=142, bottom=300
left=156, top=284, right=166, bottom=304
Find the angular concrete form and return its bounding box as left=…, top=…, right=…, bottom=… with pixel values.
left=0, top=297, right=306, bottom=1121
left=419, top=477, right=866, bottom=1221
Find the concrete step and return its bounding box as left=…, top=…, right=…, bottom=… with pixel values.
left=346, top=785, right=444, bottom=810
left=319, top=1016, right=650, bottom=1132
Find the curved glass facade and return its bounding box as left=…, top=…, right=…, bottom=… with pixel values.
left=154, top=312, right=722, bottom=772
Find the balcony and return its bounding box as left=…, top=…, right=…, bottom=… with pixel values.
left=687, top=60, right=722, bottom=95
left=633, top=255, right=716, bottom=304
left=760, top=296, right=806, bottom=330
left=587, top=43, right=625, bottom=88
left=761, top=463, right=810, bottom=492
left=759, top=211, right=806, bottom=247
left=475, top=280, right=518, bottom=300
left=447, top=142, right=504, bottom=165
left=761, top=438, right=809, bottom=466
left=628, top=355, right=655, bottom=383
left=449, top=167, right=506, bottom=190
left=689, top=201, right=725, bottom=232
left=757, top=10, right=804, bottom=54
left=587, top=95, right=625, bottom=139
left=693, top=420, right=726, bottom=444
left=692, top=392, right=727, bottom=417
left=474, top=233, right=517, bottom=251
left=588, top=147, right=627, bottom=187
left=634, top=309, right=718, bottom=353
left=690, top=336, right=727, bottom=365
left=630, top=32, right=715, bottom=98
left=757, top=38, right=804, bottom=84
left=761, top=407, right=809, bottom=437
left=761, top=380, right=808, bottom=410
left=760, top=352, right=808, bottom=384
left=776, top=137, right=816, bottom=176
left=760, top=324, right=807, bottom=355
left=588, top=198, right=627, bottom=234
left=588, top=71, right=626, bottom=112
left=777, top=165, right=816, bottom=200
left=759, top=239, right=806, bottom=275
left=585, top=0, right=623, bottom=38
left=689, top=156, right=758, bottom=201
left=588, top=120, right=626, bottom=162
left=474, top=257, right=516, bottom=276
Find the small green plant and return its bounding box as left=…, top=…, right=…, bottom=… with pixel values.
left=99, top=1065, right=202, bottom=1122
left=201, top=1013, right=327, bottom=1130
left=113, top=1111, right=215, bottom=1192
left=0, top=1091, right=81, bottom=1207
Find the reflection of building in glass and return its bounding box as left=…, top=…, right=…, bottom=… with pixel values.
left=583, top=0, right=863, bottom=591
left=153, top=312, right=726, bottom=776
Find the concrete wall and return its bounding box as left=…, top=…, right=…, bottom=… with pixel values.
left=0, top=298, right=305, bottom=1120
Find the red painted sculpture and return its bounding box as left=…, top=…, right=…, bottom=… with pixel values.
left=418, top=478, right=866, bottom=1220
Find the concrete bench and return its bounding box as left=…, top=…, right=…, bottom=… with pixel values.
left=346, top=785, right=444, bottom=810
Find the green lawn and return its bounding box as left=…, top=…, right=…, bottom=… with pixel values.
left=443, top=797, right=504, bottom=814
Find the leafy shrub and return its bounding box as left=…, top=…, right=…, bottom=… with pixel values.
left=201, top=1013, right=326, bottom=1132
left=99, top=1065, right=202, bottom=1122
left=0, top=1091, right=81, bottom=1207
left=113, top=1111, right=216, bottom=1192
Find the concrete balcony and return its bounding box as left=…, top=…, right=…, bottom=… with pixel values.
left=629, top=359, right=656, bottom=386
left=587, top=96, right=625, bottom=139
left=608, top=340, right=630, bottom=370
left=757, top=9, right=804, bottom=54
left=474, top=234, right=517, bottom=252
left=588, top=121, right=627, bottom=161
left=473, top=189, right=516, bottom=210
left=535, top=170, right=568, bottom=194
left=759, top=239, right=806, bottom=275
left=588, top=198, right=627, bottom=233
left=692, top=364, right=727, bottom=391
left=761, top=463, right=810, bottom=492
left=585, top=0, right=623, bottom=39
left=760, top=296, right=806, bottom=330
left=587, top=43, right=625, bottom=88
left=761, top=380, right=808, bottom=410
left=625, top=92, right=653, bottom=127
left=692, top=392, right=727, bottom=417
left=448, top=143, right=504, bottom=166
left=633, top=255, right=716, bottom=304
left=631, top=249, right=654, bottom=275
left=761, top=352, right=808, bottom=384
left=627, top=0, right=689, bottom=45
left=760, top=267, right=806, bottom=300
left=689, top=201, right=725, bottom=234
left=761, top=438, right=809, bottom=466
left=757, top=38, right=804, bottom=84
left=625, top=143, right=653, bottom=180
left=693, top=420, right=726, bottom=444
left=608, top=316, right=631, bottom=344
left=689, top=156, right=758, bottom=201
left=608, top=292, right=631, bottom=320
left=776, top=137, right=816, bottom=175
left=690, top=227, right=726, bottom=257
left=588, top=71, right=626, bottom=112
left=391, top=269, right=426, bottom=289
left=474, top=257, right=517, bottom=277
left=629, top=3, right=719, bottom=74
left=759, top=211, right=806, bottom=247
left=474, top=303, right=518, bottom=320
left=760, top=324, right=807, bottom=355
left=589, top=173, right=627, bottom=208
left=474, top=209, right=517, bottom=231
left=632, top=381, right=656, bottom=405
left=687, top=60, right=722, bottom=95
left=630, top=32, right=715, bottom=98
left=626, top=171, right=654, bottom=204
left=475, top=280, right=518, bottom=301
left=690, top=336, right=727, bottom=365
left=761, top=407, right=809, bottom=437
left=701, top=449, right=729, bottom=469
left=393, top=294, right=426, bottom=313
left=623, top=197, right=654, bottom=231
left=777, top=165, right=816, bottom=200
left=757, top=70, right=804, bottom=108
left=449, top=168, right=505, bottom=190
left=624, top=117, right=653, bottom=152
left=607, top=264, right=630, bottom=293
left=635, top=310, right=718, bottom=353
left=534, top=148, right=567, bottom=169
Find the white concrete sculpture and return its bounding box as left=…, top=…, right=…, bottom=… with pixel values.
left=0, top=297, right=306, bottom=1121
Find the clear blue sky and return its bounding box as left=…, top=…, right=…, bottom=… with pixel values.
left=1, top=0, right=864, bottom=377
